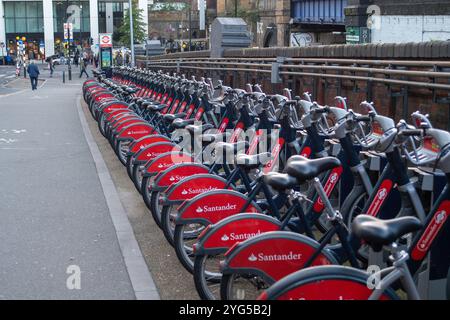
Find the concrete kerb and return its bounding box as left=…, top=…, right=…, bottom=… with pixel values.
left=76, top=96, right=160, bottom=300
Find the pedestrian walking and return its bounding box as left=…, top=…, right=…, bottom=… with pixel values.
left=79, top=58, right=89, bottom=78
left=15, top=58, right=22, bottom=77
left=27, top=61, right=40, bottom=91
left=94, top=54, right=99, bottom=69
left=48, top=56, right=54, bottom=77
left=74, top=50, right=79, bottom=67
left=116, top=52, right=123, bottom=66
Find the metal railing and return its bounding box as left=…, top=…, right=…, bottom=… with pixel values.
left=136, top=55, right=450, bottom=129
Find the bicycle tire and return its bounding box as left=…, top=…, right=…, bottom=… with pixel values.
left=260, top=265, right=399, bottom=300
left=174, top=223, right=207, bottom=273
left=193, top=254, right=224, bottom=300
left=160, top=204, right=176, bottom=246
left=220, top=272, right=271, bottom=300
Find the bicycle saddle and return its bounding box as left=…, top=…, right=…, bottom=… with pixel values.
left=286, top=156, right=341, bottom=183
left=236, top=152, right=272, bottom=170
left=214, top=141, right=248, bottom=155
left=352, top=215, right=422, bottom=252
left=163, top=113, right=186, bottom=122
left=185, top=123, right=215, bottom=135
left=264, top=173, right=298, bottom=192
left=171, top=118, right=196, bottom=129
left=147, top=104, right=167, bottom=111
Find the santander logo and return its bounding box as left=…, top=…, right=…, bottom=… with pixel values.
left=194, top=203, right=237, bottom=214
left=220, top=230, right=262, bottom=242
left=377, top=188, right=388, bottom=200
left=180, top=186, right=218, bottom=196
left=436, top=210, right=446, bottom=224
left=169, top=174, right=189, bottom=182
left=127, top=130, right=149, bottom=135
left=413, top=207, right=448, bottom=259
left=247, top=251, right=303, bottom=262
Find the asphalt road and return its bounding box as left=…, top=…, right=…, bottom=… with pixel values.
left=82, top=99, right=199, bottom=300
left=0, top=75, right=136, bottom=299
left=0, top=68, right=198, bottom=300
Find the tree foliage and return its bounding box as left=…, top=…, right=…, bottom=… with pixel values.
left=116, top=0, right=147, bottom=46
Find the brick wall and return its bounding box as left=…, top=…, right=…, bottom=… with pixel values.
left=138, top=41, right=450, bottom=129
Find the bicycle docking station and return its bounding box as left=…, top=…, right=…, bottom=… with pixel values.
left=360, top=148, right=449, bottom=299
left=410, top=166, right=448, bottom=300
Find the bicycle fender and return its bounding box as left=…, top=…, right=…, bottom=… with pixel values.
left=164, top=174, right=229, bottom=204
left=221, top=231, right=338, bottom=284
left=143, top=151, right=193, bottom=177
left=128, top=135, right=171, bottom=156
left=116, top=123, right=156, bottom=141
left=194, top=213, right=281, bottom=256
left=176, top=190, right=261, bottom=225
left=152, top=163, right=210, bottom=191
left=134, top=142, right=180, bottom=163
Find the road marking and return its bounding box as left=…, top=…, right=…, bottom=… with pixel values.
left=0, top=89, right=26, bottom=99
left=76, top=96, right=160, bottom=300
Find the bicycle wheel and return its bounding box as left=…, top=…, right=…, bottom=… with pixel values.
left=221, top=273, right=271, bottom=300
left=193, top=254, right=224, bottom=300
left=132, top=162, right=145, bottom=194
left=343, top=191, right=370, bottom=262
left=161, top=204, right=178, bottom=246
left=116, top=140, right=132, bottom=165
left=174, top=223, right=207, bottom=273
left=260, top=265, right=399, bottom=300
left=140, top=177, right=162, bottom=228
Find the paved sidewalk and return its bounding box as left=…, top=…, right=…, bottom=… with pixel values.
left=0, top=75, right=152, bottom=299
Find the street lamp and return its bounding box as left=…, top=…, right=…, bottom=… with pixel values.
left=128, top=0, right=135, bottom=67
left=80, top=3, right=83, bottom=48
left=188, top=0, right=192, bottom=51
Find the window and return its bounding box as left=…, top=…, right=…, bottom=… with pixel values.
left=4, top=2, right=44, bottom=33
left=52, top=1, right=90, bottom=33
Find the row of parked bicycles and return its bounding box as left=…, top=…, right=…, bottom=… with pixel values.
left=82, top=66, right=450, bottom=300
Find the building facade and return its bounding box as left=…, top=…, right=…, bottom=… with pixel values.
left=345, top=0, right=450, bottom=44
left=0, top=0, right=149, bottom=58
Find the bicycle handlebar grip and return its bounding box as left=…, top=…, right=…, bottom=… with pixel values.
left=398, top=129, right=423, bottom=137
left=312, top=107, right=330, bottom=115
left=355, top=115, right=371, bottom=122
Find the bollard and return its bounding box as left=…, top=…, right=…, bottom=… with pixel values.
left=23, top=66, right=26, bottom=78
left=68, top=63, right=72, bottom=81
left=63, top=71, right=65, bottom=83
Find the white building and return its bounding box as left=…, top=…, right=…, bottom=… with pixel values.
left=0, top=0, right=149, bottom=58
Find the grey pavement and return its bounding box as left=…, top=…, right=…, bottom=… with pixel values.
left=0, top=74, right=137, bottom=299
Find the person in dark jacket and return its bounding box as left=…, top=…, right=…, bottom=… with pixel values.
left=27, top=61, right=40, bottom=90
left=79, top=58, right=89, bottom=78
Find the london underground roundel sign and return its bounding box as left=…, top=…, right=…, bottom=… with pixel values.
left=99, top=33, right=113, bottom=48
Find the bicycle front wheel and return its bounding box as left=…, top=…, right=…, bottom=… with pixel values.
left=260, top=265, right=399, bottom=300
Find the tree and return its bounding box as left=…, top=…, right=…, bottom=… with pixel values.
left=116, top=0, right=147, bottom=46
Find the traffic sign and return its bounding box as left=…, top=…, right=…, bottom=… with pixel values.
left=99, top=33, right=113, bottom=48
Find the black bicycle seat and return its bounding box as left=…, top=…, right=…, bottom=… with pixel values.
left=185, top=123, right=215, bottom=135
left=214, top=141, right=248, bottom=155
left=236, top=152, right=272, bottom=170
left=171, top=118, right=196, bottom=129
left=264, top=173, right=298, bottom=192
left=147, top=104, right=167, bottom=111
left=286, top=156, right=341, bottom=183
left=202, top=133, right=224, bottom=143
left=163, top=113, right=186, bottom=122
left=352, top=215, right=422, bottom=252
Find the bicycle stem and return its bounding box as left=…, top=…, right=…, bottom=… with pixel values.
left=313, top=177, right=337, bottom=220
